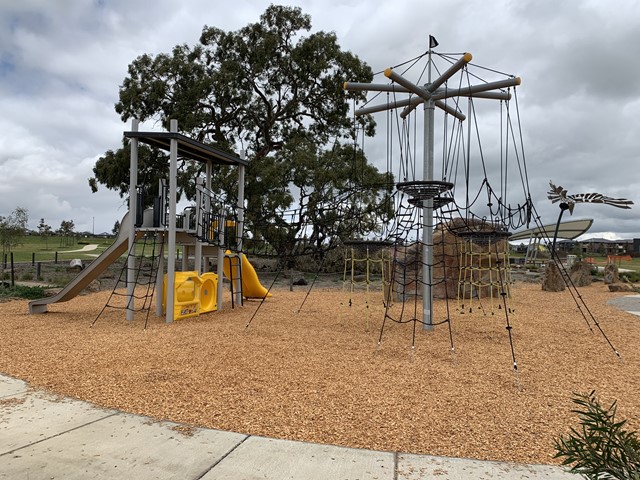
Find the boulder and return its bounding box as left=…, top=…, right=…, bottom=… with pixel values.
left=542, top=262, right=566, bottom=292
left=392, top=242, right=422, bottom=299
left=603, top=263, right=620, bottom=285
left=391, top=218, right=511, bottom=301
left=569, top=261, right=592, bottom=287
left=608, top=283, right=635, bottom=292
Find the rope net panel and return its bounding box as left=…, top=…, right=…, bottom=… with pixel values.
left=457, top=230, right=512, bottom=315
left=341, top=240, right=393, bottom=330
left=91, top=232, right=163, bottom=329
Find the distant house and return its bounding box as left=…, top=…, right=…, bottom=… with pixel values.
left=579, top=238, right=634, bottom=256
left=555, top=240, right=579, bottom=253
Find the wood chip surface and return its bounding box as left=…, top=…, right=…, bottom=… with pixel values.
left=1, top=282, right=638, bottom=465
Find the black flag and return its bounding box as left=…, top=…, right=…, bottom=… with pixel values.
left=429, top=35, right=439, bottom=49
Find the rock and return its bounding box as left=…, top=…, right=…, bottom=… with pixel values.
left=603, top=263, right=620, bottom=285
left=292, top=278, right=308, bottom=286
left=608, top=283, right=635, bottom=292
left=68, top=259, right=84, bottom=271
left=86, top=280, right=101, bottom=292
left=390, top=218, right=511, bottom=301
left=569, top=261, right=593, bottom=287
left=542, top=262, right=566, bottom=292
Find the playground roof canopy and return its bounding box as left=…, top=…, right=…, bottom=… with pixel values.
left=510, top=218, right=593, bottom=242
left=124, top=131, right=249, bottom=166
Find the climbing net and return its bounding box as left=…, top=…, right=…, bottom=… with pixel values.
left=341, top=239, right=393, bottom=330
left=457, top=229, right=512, bottom=315
left=344, top=46, right=533, bottom=382
left=91, top=231, right=163, bottom=329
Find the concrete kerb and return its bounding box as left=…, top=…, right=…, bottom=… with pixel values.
left=0, top=374, right=576, bottom=479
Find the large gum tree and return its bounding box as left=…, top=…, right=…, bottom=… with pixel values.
left=90, top=5, right=392, bottom=257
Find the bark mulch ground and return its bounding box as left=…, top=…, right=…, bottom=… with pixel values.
left=1, top=282, right=638, bottom=465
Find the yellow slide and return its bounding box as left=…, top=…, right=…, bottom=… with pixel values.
left=223, top=252, right=272, bottom=299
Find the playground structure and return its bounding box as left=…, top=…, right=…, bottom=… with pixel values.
left=23, top=39, right=628, bottom=376
left=342, top=40, right=535, bottom=376
left=29, top=119, right=270, bottom=323
left=339, top=42, right=626, bottom=375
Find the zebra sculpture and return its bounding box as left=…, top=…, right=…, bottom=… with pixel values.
left=548, top=181, right=633, bottom=214
left=547, top=180, right=633, bottom=257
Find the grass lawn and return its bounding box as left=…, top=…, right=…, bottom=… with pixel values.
left=3, top=235, right=115, bottom=263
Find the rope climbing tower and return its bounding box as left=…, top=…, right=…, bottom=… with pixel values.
left=344, top=37, right=531, bottom=381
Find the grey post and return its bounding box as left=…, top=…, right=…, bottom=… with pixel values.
left=165, top=119, right=178, bottom=323
left=126, top=119, right=139, bottom=321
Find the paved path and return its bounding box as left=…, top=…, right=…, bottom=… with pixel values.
left=608, top=293, right=640, bottom=316
left=0, top=374, right=577, bottom=479
left=61, top=244, right=99, bottom=253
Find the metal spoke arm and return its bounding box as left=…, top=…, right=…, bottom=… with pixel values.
left=432, top=77, right=521, bottom=100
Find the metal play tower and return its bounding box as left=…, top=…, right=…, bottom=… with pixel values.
left=344, top=37, right=520, bottom=330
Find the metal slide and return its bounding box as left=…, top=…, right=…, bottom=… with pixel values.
left=29, top=213, right=136, bottom=314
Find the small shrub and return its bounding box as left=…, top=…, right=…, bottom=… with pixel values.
left=0, top=285, right=45, bottom=300
left=554, top=391, right=640, bottom=479
left=20, top=272, right=34, bottom=281
left=622, top=271, right=640, bottom=283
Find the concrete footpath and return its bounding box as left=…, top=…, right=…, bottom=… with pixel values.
left=0, top=374, right=577, bottom=480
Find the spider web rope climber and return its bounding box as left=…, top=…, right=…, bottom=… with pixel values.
left=378, top=185, right=456, bottom=359
left=91, top=231, right=163, bottom=329
left=346, top=47, right=531, bottom=382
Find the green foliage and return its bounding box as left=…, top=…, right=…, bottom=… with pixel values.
left=58, top=219, right=76, bottom=248
left=254, top=137, right=393, bottom=265
left=89, top=138, right=199, bottom=204
left=37, top=218, right=52, bottom=250
left=621, top=271, right=640, bottom=283
left=554, top=391, right=640, bottom=479
left=0, top=284, right=45, bottom=300
left=91, top=5, right=389, bottom=258
left=0, top=207, right=29, bottom=259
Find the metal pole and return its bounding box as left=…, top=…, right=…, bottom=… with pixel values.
left=165, top=119, right=178, bottom=323
left=216, top=208, right=225, bottom=311
left=204, top=160, right=212, bottom=272
left=422, top=107, right=435, bottom=330
left=155, top=231, right=164, bottom=316
left=420, top=46, right=435, bottom=331
left=551, top=203, right=570, bottom=260
left=127, top=119, right=139, bottom=321
left=235, top=157, right=246, bottom=306
left=195, top=178, right=203, bottom=274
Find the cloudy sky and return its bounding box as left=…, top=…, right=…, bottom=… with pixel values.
left=1, top=0, right=639, bottom=240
